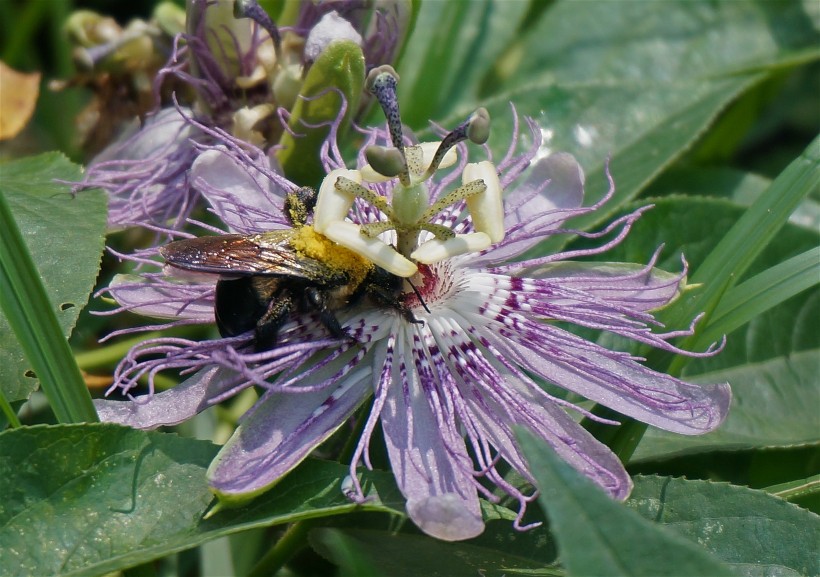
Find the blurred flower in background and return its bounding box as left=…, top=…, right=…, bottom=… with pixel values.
left=72, top=0, right=411, bottom=228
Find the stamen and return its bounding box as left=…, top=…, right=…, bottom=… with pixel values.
left=323, top=221, right=417, bottom=277
left=421, top=108, right=491, bottom=180
left=334, top=177, right=393, bottom=218
left=417, top=223, right=456, bottom=241
left=419, top=179, right=486, bottom=223
left=366, top=65, right=410, bottom=186
left=411, top=232, right=491, bottom=264
left=359, top=221, right=396, bottom=238
left=234, top=0, right=281, bottom=60
left=313, top=168, right=361, bottom=234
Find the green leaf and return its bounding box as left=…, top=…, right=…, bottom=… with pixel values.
left=453, top=74, right=760, bottom=237
left=517, top=428, right=736, bottom=577
left=633, top=350, right=819, bottom=461
left=569, top=192, right=818, bottom=374
left=700, top=247, right=820, bottom=345
left=643, top=165, right=820, bottom=231
left=430, top=1, right=818, bottom=234
left=0, top=424, right=403, bottom=577
left=0, top=153, right=106, bottom=418
left=309, top=522, right=558, bottom=577
left=628, top=476, right=820, bottom=577
left=276, top=40, right=365, bottom=188
left=662, top=137, right=820, bottom=364
left=764, top=474, right=820, bottom=504
left=503, top=1, right=819, bottom=86
left=396, top=0, right=530, bottom=128
left=310, top=529, right=383, bottom=577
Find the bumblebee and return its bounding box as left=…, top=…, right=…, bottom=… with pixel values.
left=160, top=188, right=413, bottom=350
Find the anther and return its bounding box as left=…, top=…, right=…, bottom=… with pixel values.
left=364, top=145, right=406, bottom=179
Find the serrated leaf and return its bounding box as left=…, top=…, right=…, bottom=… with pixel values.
left=0, top=153, right=107, bottom=404
left=0, top=424, right=403, bottom=577
left=517, top=428, right=735, bottom=577
left=633, top=350, right=819, bottom=461
left=628, top=476, right=820, bottom=577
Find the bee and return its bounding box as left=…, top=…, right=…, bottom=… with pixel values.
left=160, top=188, right=416, bottom=351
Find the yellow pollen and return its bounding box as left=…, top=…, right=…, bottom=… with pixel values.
left=290, top=225, right=374, bottom=286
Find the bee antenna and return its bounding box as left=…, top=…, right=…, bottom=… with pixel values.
left=408, top=279, right=431, bottom=314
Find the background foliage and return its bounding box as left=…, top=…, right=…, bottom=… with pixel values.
left=0, top=1, right=817, bottom=575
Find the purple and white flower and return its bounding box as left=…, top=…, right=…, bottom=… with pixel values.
left=95, top=71, right=730, bottom=541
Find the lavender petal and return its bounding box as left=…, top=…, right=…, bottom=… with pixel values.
left=95, top=366, right=234, bottom=428
left=380, top=335, right=484, bottom=541
left=208, top=362, right=372, bottom=496
left=190, top=148, right=289, bottom=234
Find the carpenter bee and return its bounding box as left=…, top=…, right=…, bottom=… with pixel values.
left=160, top=188, right=414, bottom=351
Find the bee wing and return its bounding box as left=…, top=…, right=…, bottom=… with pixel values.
left=160, top=231, right=340, bottom=280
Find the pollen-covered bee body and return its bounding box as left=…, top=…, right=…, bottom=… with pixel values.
left=160, top=226, right=403, bottom=350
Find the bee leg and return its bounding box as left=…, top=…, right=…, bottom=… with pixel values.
left=284, top=186, right=318, bottom=227
left=254, top=295, right=294, bottom=351
left=304, top=287, right=351, bottom=341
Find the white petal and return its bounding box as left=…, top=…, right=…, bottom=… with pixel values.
left=411, top=232, right=491, bottom=264
left=323, top=221, right=418, bottom=277
left=313, top=168, right=361, bottom=234
left=464, top=161, right=504, bottom=243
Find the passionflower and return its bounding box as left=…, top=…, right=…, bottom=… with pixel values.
left=95, top=69, right=730, bottom=541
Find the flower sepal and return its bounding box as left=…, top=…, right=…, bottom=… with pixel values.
left=276, top=40, right=366, bottom=186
